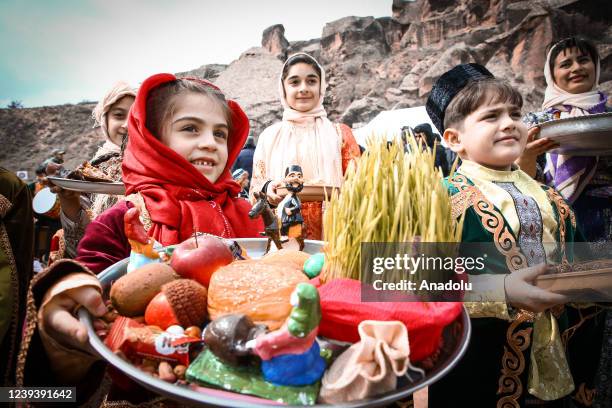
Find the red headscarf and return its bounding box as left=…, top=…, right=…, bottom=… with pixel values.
left=122, top=73, right=262, bottom=245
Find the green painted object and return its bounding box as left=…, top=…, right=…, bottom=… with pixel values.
left=287, top=283, right=321, bottom=338
left=303, top=253, right=325, bottom=278
left=186, top=349, right=320, bottom=405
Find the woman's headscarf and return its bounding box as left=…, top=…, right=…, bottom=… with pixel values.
left=541, top=41, right=607, bottom=203
left=251, top=53, right=343, bottom=194
left=91, top=81, right=137, bottom=159
left=122, top=73, right=262, bottom=245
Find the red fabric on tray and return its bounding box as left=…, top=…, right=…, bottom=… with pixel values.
left=313, top=278, right=462, bottom=361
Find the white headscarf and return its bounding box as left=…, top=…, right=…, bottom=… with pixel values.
left=251, top=53, right=343, bottom=193
left=91, top=81, right=137, bottom=159
left=542, top=43, right=601, bottom=114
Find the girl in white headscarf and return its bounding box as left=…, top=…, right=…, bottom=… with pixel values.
left=49, top=81, right=136, bottom=260
left=250, top=53, right=361, bottom=240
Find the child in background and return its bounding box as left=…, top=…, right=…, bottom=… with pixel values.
left=48, top=81, right=137, bottom=260
left=425, top=63, right=601, bottom=407
left=251, top=52, right=360, bottom=240
left=16, top=74, right=263, bottom=405
left=232, top=168, right=250, bottom=199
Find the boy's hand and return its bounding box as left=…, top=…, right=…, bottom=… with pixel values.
left=42, top=285, right=107, bottom=352
left=515, top=127, right=559, bottom=178
left=504, top=264, right=568, bottom=313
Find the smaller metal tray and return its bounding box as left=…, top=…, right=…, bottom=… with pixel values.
left=47, top=177, right=126, bottom=195
left=537, top=112, right=612, bottom=156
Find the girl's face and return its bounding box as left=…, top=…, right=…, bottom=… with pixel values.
left=552, top=47, right=596, bottom=94
left=283, top=62, right=320, bottom=112
left=106, top=96, right=135, bottom=146
left=160, top=92, right=229, bottom=183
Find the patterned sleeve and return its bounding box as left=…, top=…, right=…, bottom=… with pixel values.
left=337, top=123, right=361, bottom=174
left=60, top=196, right=92, bottom=259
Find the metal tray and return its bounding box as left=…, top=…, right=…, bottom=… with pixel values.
left=537, top=112, right=612, bottom=156
left=47, top=176, right=126, bottom=195
left=79, top=238, right=471, bottom=407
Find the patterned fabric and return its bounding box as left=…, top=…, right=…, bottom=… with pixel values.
left=432, top=170, right=586, bottom=407
left=494, top=182, right=546, bottom=266
left=542, top=99, right=608, bottom=203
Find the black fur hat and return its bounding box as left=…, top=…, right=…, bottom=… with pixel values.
left=426, top=63, right=493, bottom=134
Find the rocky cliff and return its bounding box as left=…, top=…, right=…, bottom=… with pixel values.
left=1, top=0, right=610, bottom=175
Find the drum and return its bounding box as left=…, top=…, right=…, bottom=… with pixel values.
left=33, top=187, right=61, bottom=219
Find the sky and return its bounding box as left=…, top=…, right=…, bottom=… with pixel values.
left=0, top=0, right=391, bottom=108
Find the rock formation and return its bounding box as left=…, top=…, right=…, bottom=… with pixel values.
left=1, top=0, right=610, bottom=175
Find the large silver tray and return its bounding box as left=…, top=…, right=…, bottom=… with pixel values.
left=47, top=176, right=126, bottom=195
left=79, top=238, right=471, bottom=407
left=537, top=112, right=612, bottom=156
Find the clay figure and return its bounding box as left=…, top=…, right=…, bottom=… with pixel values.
left=248, top=282, right=326, bottom=386
left=203, top=314, right=267, bottom=366
left=124, top=207, right=160, bottom=273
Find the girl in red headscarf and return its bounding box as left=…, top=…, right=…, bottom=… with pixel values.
left=17, top=74, right=263, bottom=401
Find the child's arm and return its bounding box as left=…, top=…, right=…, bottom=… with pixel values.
left=504, top=264, right=568, bottom=312
left=20, top=202, right=132, bottom=389
left=464, top=265, right=568, bottom=318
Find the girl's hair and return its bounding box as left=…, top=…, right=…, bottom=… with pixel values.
left=444, top=78, right=523, bottom=130
left=281, top=54, right=322, bottom=83
left=145, top=79, right=233, bottom=140
left=548, top=37, right=600, bottom=74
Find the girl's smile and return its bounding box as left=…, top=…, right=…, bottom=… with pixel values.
left=283, top=62, right=320, bottom=112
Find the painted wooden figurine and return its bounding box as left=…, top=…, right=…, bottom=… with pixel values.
left=249, top=191, right=284, bottom=253
left=277, top=165, right=305, bottom=251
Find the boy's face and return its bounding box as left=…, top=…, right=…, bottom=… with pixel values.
left=443, top=100, right=527, bottom=171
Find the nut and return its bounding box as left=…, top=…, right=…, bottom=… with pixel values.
left=158, top=361, right=177, bottom=383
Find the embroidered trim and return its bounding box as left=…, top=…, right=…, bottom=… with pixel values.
left=0, top=222, right=19, bottom=384
left=494, top=182, right=545, bottom=267
left=545, top=188, right=575, bottom=263
left=497, top=313, right=533, bottom=408
left=15, top=272, right=37, bottom=386
left=449, top=175, right=533, bottom=408
left=573, top=382, right=595, bottom=406
left=449, top=175, right=527, bottom=271
left=450, top=189, right=475, bottom=220
left=0, top=194, right=11, bottom=217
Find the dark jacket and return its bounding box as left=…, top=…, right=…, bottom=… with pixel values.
left=232, top=146, right=255, bottom=181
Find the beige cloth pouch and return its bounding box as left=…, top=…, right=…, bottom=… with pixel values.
left=319, top=320, right=410, bottom=403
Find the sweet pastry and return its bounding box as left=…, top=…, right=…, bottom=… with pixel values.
left=207, top=260, right=308, bottom=330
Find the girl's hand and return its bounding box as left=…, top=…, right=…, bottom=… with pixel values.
left=42, top=284, right=107, bottom=352
left=265, top=180, right=285, bottom=205
left=515, top=127, right=558, bottom=178
left=504, top=264, right=568, bottom=313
